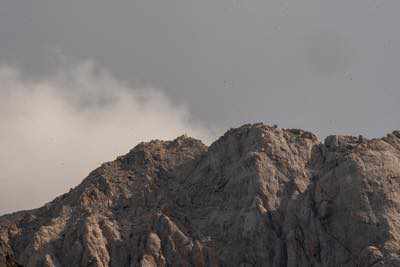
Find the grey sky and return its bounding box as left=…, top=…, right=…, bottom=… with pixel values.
left=1, top=0, right=399, bottom=137
left=0, top=1, right=400, bottom=213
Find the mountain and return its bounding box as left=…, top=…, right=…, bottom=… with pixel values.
left=1, top=123, right=400, bottom=267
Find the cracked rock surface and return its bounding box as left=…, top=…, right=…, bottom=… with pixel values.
left=1, top=124, right=400, bottom=266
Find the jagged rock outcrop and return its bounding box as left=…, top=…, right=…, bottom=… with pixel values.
left=1, top=124, right=400, bottom=266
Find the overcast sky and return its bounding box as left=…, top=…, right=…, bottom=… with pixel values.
left=1, top=0, right=400, bottom=213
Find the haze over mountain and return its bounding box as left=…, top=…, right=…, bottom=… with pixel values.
left=0, top=62, right=212, bottom=214
left=1, top=123, right=400, bottom=266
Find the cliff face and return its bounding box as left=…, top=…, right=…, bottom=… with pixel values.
left=1, top=124, right=400, bottom=267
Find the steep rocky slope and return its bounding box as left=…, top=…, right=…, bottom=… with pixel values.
left=1, top=123, right=400, bottom=267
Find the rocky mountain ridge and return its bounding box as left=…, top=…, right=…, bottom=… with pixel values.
left=1, top=123, right=400, bottom=266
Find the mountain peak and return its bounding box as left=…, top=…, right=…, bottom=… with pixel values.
left=1, top=124, right=400, bottom=266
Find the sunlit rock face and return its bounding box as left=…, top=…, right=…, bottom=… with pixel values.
left=1, top=124, right=400, bottom=267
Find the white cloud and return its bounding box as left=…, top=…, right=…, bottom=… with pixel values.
left=0, top=62, right=212, bottom=214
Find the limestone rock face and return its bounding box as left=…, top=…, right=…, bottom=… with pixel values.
left=1, top=124, right=400, bottom=266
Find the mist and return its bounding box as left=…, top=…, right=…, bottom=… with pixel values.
left=0, top=62, right=212, bottom=214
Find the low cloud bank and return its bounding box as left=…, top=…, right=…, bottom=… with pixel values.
left=0, top=62, right=211, bottom=214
